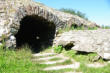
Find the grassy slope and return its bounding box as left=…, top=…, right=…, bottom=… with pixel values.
left=0, top=46, right=73, bottom=73
left=0, top=48, right=34, bottom=73
left=0, top=46, right=110, bottom=73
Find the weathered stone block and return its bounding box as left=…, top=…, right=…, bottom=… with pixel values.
left=54, top=29, right=110, bottom=60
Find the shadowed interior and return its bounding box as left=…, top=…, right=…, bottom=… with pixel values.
left=15, top=15, right=56, bottom=52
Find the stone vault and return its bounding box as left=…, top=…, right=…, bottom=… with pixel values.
left=0, top=0, right=98, bottom=50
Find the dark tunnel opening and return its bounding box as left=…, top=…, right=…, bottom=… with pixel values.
left=15, top=15, right=56, bottom=52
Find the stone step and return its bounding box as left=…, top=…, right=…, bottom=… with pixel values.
left=65, top=71, right=82, bottom=73
left=43, top=63, right=80, bottom=71
left=86, top=62, right=107, bottom=68
left=37, top=55, right=60, bottom=61
left=33, top=53, right=56, bottom=57
left=40, top=59, right=67, bottom=65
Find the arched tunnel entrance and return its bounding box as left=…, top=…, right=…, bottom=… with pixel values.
left=15, top=15, right=56, bottom=52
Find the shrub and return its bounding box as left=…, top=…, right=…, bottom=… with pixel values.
left=54, top=45, right=63, bottom=53
left=59, top=8, right=88, bottom=20
left=0, top=34, right=8, bottom=50
left=101, top=25, right=110, bottom=29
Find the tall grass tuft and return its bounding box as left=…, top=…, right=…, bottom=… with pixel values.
left=0, top=44, right=33, bottom=73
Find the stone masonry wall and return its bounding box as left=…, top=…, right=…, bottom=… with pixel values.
left=0, top=0, right=98, bottom=48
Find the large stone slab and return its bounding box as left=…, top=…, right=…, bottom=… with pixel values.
left=54, top=29, right=110, bottom=60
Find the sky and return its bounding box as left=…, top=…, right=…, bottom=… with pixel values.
left=34, top=0, right=110, bottom=26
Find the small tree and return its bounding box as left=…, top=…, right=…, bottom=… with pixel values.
left=59, top=8, right=88, bottom=20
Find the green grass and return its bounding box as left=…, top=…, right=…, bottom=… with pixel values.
left=0, top=45, right=35, bottom=73
left=49, top=57, right=62, bottom=61
left=63, top=50, right=104, bottom=63
left=60, top=60, right=73, bottom=65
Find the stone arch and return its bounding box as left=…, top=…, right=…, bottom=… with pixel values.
left=12, top=5, right=64, bottom=33
left=11, top=5, right=64, bottom=52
